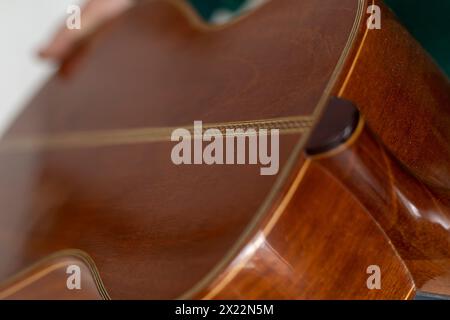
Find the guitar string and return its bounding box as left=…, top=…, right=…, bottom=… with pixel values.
left=0, top=115, right=314, bottom=152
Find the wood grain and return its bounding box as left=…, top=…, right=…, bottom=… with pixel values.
left=0, top=251, right=106, bottom=300
left=1, top=0, right=448, bottom=299
left=0, top=0, right=362, bottom=299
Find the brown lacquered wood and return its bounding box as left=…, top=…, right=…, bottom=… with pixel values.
left=0, top=0, right=367, bottom=299
left=3, top=0, right=356, bottom=138
left=314, top=119, right=450, bottom=297
left=191, top=0, right=450, bottom=299
left=0, top=0, right=449, bottom=300
left=333, top=0, right=450, bottom=297
left=193, top=155, right=414, bottom=299
left=338, top=0, right=450, bottom=197
left=0, top=251, right=106, bottom=300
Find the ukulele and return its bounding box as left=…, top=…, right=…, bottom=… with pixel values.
left=0, top=0, right=449, bottom=299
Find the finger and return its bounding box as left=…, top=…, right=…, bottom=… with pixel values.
left=39, top=0, right=133, bottom=62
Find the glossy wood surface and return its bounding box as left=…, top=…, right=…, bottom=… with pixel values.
left=338, top=0, right=450, bottom=196
left=0, top=252, right=105, bottom=300
left=335, top=0, right=450, bottom=296
left=0, top=0, right=363, bottom=299
left=0, top=0, right=449, bottom=299
left=315, top=120, right=450, bottom=296
left=192, top=0, right=450, bottom=299
left=193, top=154, right=414, bottom=299
left=3, top=0, right=355, bottom=138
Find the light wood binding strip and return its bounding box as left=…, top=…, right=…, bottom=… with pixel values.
left=0, top=116, right=313, bottom=153
left=0, top=262, right=69, bottom=299
left=0, top=250, right=110, bottom=300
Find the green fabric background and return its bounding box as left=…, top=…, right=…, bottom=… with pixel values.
left=188, top=0, right=450, bottom=78
left=384, top=0, right=450, bottom=77
left=189, top=0, right=245, bottom=18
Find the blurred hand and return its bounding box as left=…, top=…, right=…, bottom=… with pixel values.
left=39, top=0, right=133, bottom=62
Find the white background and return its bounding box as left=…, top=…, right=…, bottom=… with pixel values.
left=0, top=0, right=83, bottom=135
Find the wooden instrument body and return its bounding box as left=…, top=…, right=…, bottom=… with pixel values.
left=0, top=0, right=449, bottom=299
